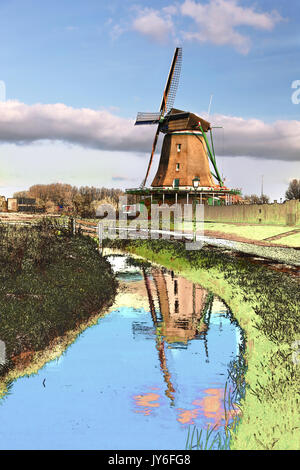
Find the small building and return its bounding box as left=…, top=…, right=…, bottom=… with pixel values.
left=17, top=197, right=36, bottom=212
left=7, top=197, right=36, bottom=213
left=7, top=198, right=18, bottom=212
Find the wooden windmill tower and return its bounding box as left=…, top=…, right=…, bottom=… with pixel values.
left=127, top=47, right=239, bottom=205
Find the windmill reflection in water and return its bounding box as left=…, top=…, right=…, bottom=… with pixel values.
left=141, top=266, right=213, bottom=406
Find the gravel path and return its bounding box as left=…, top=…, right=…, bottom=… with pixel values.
left=201, top=236, right=300, bottom=267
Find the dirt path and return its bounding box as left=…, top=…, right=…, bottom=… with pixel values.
left=263, top=229, right=300, bottom=242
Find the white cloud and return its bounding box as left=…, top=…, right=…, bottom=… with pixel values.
left=163, top=5, right=178, bottom=16
left=131, top=0, right=283, bottom=53
left=208, top=112, right=300, bottom=160
left=110, top=23, right=126, bottom=41
left=132, top=7, right=175, bottom=43
left=0, top=100, right=299, bottom=162
left=0, top=100, right=154, bottom=152
left=181, top=0, right=283, bottom=54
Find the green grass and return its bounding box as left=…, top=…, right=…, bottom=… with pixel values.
left=0, top=219, right=117, bottom=371
left=271, top=233, right=300, bottom=247
left=105, top=238, right=300, bottom=450
left=122, top=218, right=299, bottom=245
left=201, top=222, right=296, bottom=241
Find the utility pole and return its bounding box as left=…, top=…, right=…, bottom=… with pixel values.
left=261, top=175, right=264, bottom=198
left=208, top=94, right=213, bottom=117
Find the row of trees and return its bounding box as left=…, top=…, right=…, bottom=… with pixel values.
left=13, top=179, right=300, bottom=217
left=13, top=184, right=134, bottom=218
left=243, top=179, right=300, bottom=204
left=243, top=194, right=270, bottom=204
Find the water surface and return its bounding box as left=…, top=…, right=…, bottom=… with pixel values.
left=0, top=254, right=244, bottom=449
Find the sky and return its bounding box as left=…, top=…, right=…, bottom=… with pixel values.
left=0, top=0, right=299, bottom=200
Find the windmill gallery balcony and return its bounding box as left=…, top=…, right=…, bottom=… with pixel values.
left=125, top=185, right=241, bottom=207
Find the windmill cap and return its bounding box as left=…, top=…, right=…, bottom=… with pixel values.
left=165, top=108, right=211, bottom=132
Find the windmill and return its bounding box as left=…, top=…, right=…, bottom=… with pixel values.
left=135, top=47, right=224, bottom=190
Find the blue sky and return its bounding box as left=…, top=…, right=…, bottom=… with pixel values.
left=0, top=0, right=300, bottom=199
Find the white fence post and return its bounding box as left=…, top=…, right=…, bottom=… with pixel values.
left=97, top=222, right=103, bottom=255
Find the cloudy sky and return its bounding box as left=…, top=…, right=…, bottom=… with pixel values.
left=0, top=0, right=299, bottom=200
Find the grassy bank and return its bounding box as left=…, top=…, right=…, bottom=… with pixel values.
left=0, top=219, right=117, bottom=389
left=105, top=238, right=300, bottom=450
left=203, top=222, right=300, bottom=245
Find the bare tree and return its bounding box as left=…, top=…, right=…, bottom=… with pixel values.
left=13, top=183, right=128, bottom=217
left=260, top=194, right=270, bottom=204
left=13, top=190, right=28, bottom=198
left=243, top=193, right=269, bottom=204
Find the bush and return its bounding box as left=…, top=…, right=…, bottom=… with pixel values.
left=0, top=220, right=117, bottom=369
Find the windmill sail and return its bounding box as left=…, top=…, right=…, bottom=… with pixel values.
left=160, top=47, right=182, bottom=115
left=142, top=126, right=161, bottom=188
left=135, top=112, right=161, bottom=125
left=139, top=47, right=183, bottom=188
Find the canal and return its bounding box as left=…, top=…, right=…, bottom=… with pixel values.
left=0, top=254, right=245, bottom=450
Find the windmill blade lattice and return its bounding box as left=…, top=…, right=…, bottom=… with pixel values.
left=162, top=47, right=182, bottom=115
left=139, top=47, right=183, bottom=188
